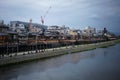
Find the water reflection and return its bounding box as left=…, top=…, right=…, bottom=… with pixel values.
left=103, top=50, right=108, bottom=57
left=0, top=44, right=120, bottom=80
left=72, top=54, right=80, bottom=64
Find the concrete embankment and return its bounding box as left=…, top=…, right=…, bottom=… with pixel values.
left=0, top=39, right=120, bottom=66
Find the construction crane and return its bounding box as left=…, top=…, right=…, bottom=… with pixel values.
left=41, top=6, right=52, bottom=25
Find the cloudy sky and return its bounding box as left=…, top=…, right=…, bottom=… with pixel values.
left=0, top=0, right=120, bottom=33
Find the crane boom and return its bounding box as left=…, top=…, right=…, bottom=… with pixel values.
left=41, top=6, right=52, bottom=25
left=44, top=6, right=51, bottom=18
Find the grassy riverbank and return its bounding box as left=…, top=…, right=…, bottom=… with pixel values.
left=0, top=39, right=120, bottom=67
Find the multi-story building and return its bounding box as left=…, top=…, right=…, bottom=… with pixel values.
left=95, top=30, right=103, bottom=36
left=0, top=23, right=9, bottom=44
left=10, top=20, right=48, bottom=44
left=47, top=25, right=70, bottom=36
left=0, top=22, right=18, bottom=44
left=72, top=29, right=83, bottom=39
left=10, top=21, right=48, bottom=34
left=82, top=26, right=96, bottom=38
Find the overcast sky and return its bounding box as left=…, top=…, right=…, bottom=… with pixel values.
left=0, top=0, right=120, bottom=33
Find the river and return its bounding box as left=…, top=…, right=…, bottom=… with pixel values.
left=0, top=44, right=120, bottom=80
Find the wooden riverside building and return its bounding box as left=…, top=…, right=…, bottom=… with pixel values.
left=0, top=24, right=18, bottom=45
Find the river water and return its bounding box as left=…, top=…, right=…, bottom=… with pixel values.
left=0, top=44, right=120, bottom=80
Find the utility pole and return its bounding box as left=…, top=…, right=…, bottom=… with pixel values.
left=36, top=34, right=38, bottom=53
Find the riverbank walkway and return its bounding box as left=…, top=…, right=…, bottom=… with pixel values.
left=0, top=39, right=120, bottom=66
